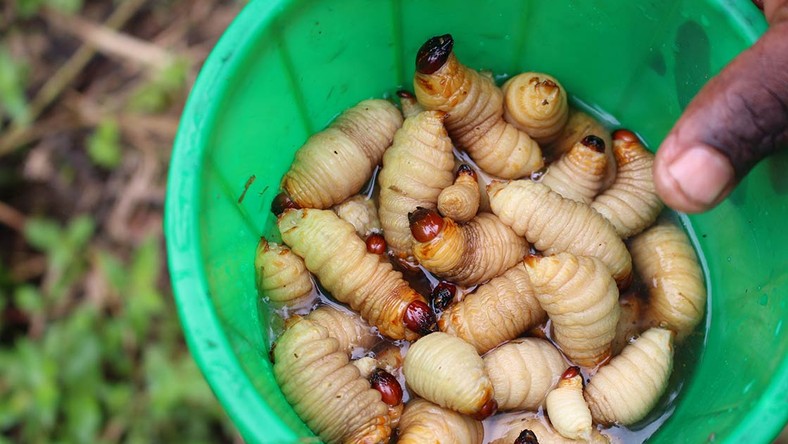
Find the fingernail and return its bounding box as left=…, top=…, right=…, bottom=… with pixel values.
left=666, top=146, right=734, bottom=206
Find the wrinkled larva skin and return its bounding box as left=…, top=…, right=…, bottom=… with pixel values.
left=403, top=332, right=495, bottom=417
left=378, top=111, right=455, bottom=259
left=591, top=134, right=663, bottom=238
left=304, top=306, right=379, bottom=355
left=398, top=91, right=426, bottom=119
left=611, top=293, right=645, bottom=356
left=414, top=52, right=544, bottom=178
left=397, top=398, right=484, bottom=444
left=273, top=318, right=391, bottom=444
left=585, top=328, right=674, bottom=426
left=278, top=209, right=427, bottom=340
left=438, top=170, right=481, bottom=222
left=630, top=221, right=706, bottom=341
left=254, top=238, right=315, bottom=309
left=332, top=195, right=381, bottom=238
left=413, top=212, right=529, bottom=286
left=281, top=99, right=402, bottom=209
left=488, top=180, right=632, bottom=286
left=542, top=139, right=609, bottom=204
left=489, top=413, right=610, bottom=444
left=524, top=253, right=621, bottom=367
left=545, top=372, right=593, bottom=441
left=502, top=72, right=569, bottom=145
left=483, top=338, right=567, bottom=411
left=439, top=263, right=546, bottom=354
left=547, top=108, right=616, bottom=190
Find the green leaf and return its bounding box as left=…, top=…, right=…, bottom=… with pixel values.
left=65, top=215, right=95, bottom=250
left=13, top=285, right=43, bottom=315
left=0, top=47, right=30, bottom=123
left=23, top=218, right=62, bottom=253
left=45, top=0, right=84, bottom=14
left=128, top=58, right=189, bottom=113
left=86, top=119, right=123, bottom=169
left=64, top=392, right=101, bottom=443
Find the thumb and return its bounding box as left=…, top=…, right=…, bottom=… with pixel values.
left=653, top=19, right=788, bottom=213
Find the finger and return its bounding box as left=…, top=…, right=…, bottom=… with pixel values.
left=653, top=21, right=788, bottom=213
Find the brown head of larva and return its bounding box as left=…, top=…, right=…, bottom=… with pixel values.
left=613, top=128, right=640, bottom=143
left=581, top=135, right=606, bottom=153
left=471, top=398, right=498, bottom=421
left=562, top=366, right=582, bottom=380
left=408, top=207, right=445, bottom=243
left=365, top=233, right=387, bottom=255
left=396, top=90, right=415, bottom=99
left=514, top=429, right=539, bottom=444
left=271, top=192, right=300, bottom=216
left=456, top=163, right=478, bottom=180
left=523, top=253, right=542, bottom=268
left=368, top=369, right=403, bottom=406
left=403, top=300, right=436, bottom=335
left=416, top=34, right=454, bottom=74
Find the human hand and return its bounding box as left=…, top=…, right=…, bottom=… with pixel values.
left=653, top=0, right=788, bottom=213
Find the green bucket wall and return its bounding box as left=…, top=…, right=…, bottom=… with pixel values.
left=164, top=1, right=788, bottom=442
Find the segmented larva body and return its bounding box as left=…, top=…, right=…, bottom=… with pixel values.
left=410, top=210, right=529, bottom=286
left=278, top=209, right=429, bottom=340
left=413, top=35, right=543, bottom=178
left=585, top=327, right=674, bottom=426
left=439, top=263, right=546, bottom=354
left=489, top=414, right=610, bottom=444
left=612, top=293, right=645, bottom=356
left=304, top=306, right=379, bottom=354
left=483, top=338, right=567, bottom=411
left=524, top=253, right=621, bottom=367
left=397, top=398, right=484, bottom=444
left=502, top=72, right=569, bottom=145
left=545, top=368, right=593, bottom=441
left=438, top=164, right=481, bottom=222
left=591, top=130, right=663, bottom=238
left=488, top=180, right=632, bottom=286
left=378, top=110, right=455, bottom=259
left=273, top=318, right=390, bottom=443
left=547, top=108, right=616, bottom=190
left=630, top=221, right=706, bottom=341
left=254, top=238, right=315, bottom=309
left=281, top=99, right=402, bottom=209
left=397, top=90, right=426, bottom=119
left=403, top=332, right=496, bottom=418
left=541, top=136, right=609, bottom=204
left=333, top=195, right=381, bottom=238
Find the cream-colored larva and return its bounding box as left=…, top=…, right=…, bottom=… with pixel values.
left=410, top=209, right=529, bottom=286
left=273, top=318, right=391, bottom=443
left=304, top=306, right=379, bottom=354
left=278, top=209, right=431, bottom=340
left=483, top=338, right=567, bottom=411
left=397, top=90, right=426, bottom=119
left=377, top=110, right=455, bottom=259
left=502, top=72, right=569, bottom=145
left=413, top=35, right=543, bottom=178
left=439, top=262, right=546, bottom=354
left=524, top=253, right=620, bottom=367
left=438, top=164, right=482, bottom=222
left=585, top=327, right=674, bottom=426
left=403, top=332, right=497, bottom=418
left=488, top=180, right=632, bottom=286
left=612, top=292, right=645, bottom=356
left=545, top=368, right=593, bottom=441
left=591, top=130, right=663, bottom=238
left=547, top=108, right=616, bottom=191
left=488, top=413, right=610, bottom=444
left=332, top=195, right=381, bottom=238
left=397, top=398, right=484, bottom=444
left=281, top=99, right=402, bottom=209
left=254, top=237, right=315, bottom=309
left=630, top=220, right=706, bottom=341
left=541, top=135, right=609, bottom=204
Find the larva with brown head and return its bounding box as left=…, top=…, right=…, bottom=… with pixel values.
left=397, top=398, right=484, bottom=444
left=585, top=327, right=674, bottom=426
left=541, top=135, right=609, bottom=204
left=630, top=220, right=706, bottom=341
left=409, top=208, right=529, bottom=286
left=547, top=108, right=616, bottom=190
left=483, top=338, right=567, bottom=411
left=438, top=164, right=482, bottom=222
left=488, top=179, right=632, bottom=286
left=591, top=130, right=664, bottom=238
left=280, top=99, right=402, bottom=209
left=524, top=252, right=621, bottom=368
left=278, top=208, right=434, bottom=340
left=489, top=413, right=610, bottom=444
left=439, top=262, right=546, bottom=354
left=304, top=306, right=379, bottom=355
left=403, top=332, right=497, bottom=419
left=502, top=72, right=569, bottom=145
left=254, top=237, right=315, bottom=310
left=413, top=34, right=544, bottom=178
left=332, top=195, right=381, bottom=239
left=397, top=90, right=425, bottom=119
left=545, top=367, right=593, bottom=441
left=377, top=110, right=456, bottom=260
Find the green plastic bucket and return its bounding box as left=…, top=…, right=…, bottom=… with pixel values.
left=164, top=0, right=788, bottom=442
